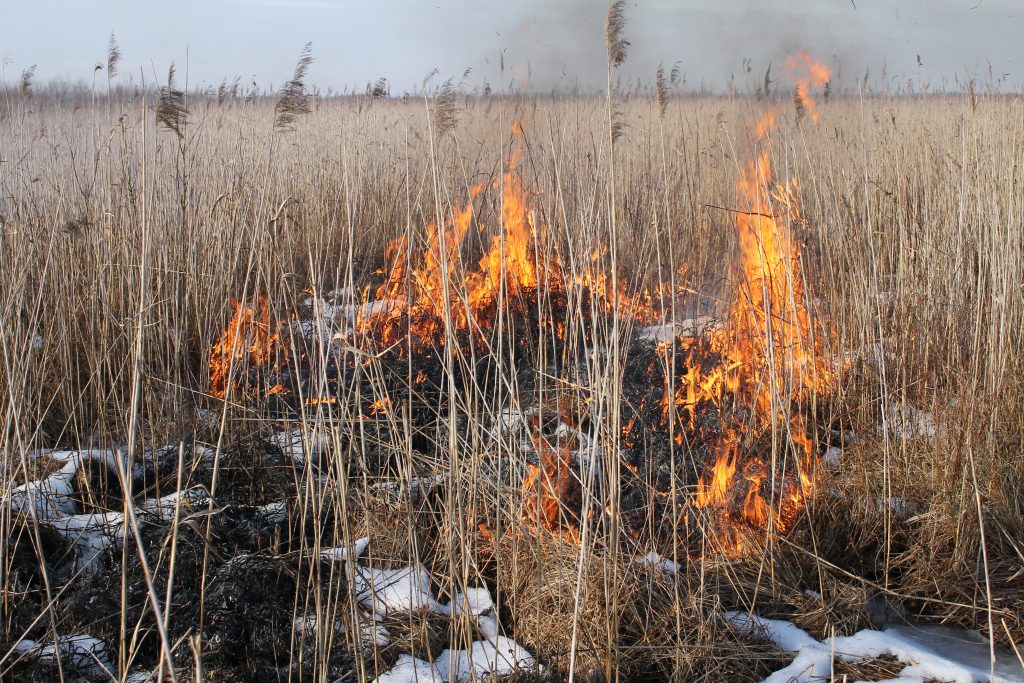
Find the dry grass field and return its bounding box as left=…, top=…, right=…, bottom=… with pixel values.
left=1, top=50, right=1023, bottom=682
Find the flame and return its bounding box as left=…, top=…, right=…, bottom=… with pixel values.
left=209, top=297, right=283, bottom=399
left=369, top=397, right=391, bottom=415
left=359, top=128, right=665, bottom=347
left=683, top=53, right=834, bottom=545
left=784, top=51, right=832, bottom=123
left=210, top=72, right=838, bottom=551
left=520, top=437, right=581, bottom=542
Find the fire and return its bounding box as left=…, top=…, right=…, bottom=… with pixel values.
left=520, top=438, right=581, bottom=542
left=208, top=60, right=837, bottom=552
left=358, top=134, right=665, bottom=348
left=209, top=297, right=283, bottom=399
left=682, top=53, right=834, bottom=544
left=784, top=51, right=832, bottom=123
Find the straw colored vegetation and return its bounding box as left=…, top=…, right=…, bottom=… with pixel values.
left=1, top=67, right=1022, bottom=683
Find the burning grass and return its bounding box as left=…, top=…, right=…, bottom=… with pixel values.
left=2, top=49, right=1024, bottom=682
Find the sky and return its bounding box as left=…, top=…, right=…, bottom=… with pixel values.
left=1, top=0, right=1020, bottom=94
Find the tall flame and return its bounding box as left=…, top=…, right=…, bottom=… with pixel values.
left=684, top=53, right=834, bottom=544
left=785, top=51, right=832, bottom=123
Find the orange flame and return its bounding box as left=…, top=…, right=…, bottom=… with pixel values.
left=784, top=51, right=832, bottom=123
left=684, top=53, right=834, bottom=545
left=209, top=298, right=283, bottom=399
left=359, top=126, right=665, bottom=347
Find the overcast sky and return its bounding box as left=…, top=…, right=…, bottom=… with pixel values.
left=2, top=0, right=1020, bottom=94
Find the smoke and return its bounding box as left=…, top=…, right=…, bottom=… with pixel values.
left=473, top=0, right=866, bottom=95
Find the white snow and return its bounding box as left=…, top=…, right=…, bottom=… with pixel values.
left=887, top=402, right=941, bottom=441
left=257, top=500, right=288, bottom=525
left=293, top=609, right=390, bottom=647
left=13, top=633, right=115, bottom=681
left=437, top=587, right=495, bottom=617
left=318, top=536, right=370, bottom=562
left=728, top=611, right=1024, bottom=683
left=354, top=563, right=440, bottom=614
left=372, top=476, right=446, bottom=503
left=433, top=634, right=538, bottom=682
left=5, top=450, right=144, bottom=521
left=822, top=446, right=843, bottom=468
left=41, top=486, right=210, bottom=574
left=885, top=496, right=918, bottom=521
left=357, top=572, right=540, bottom=683
left=637, top=317, right=717, bottom=343
left=371, top=654, right=444, bottom=683
left=271, top=429, right=329, bottom=467
left=635, top=551, right=680, bottom=575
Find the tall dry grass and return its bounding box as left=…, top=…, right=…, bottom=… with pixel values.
left=1, top=78, right=1022, bottom=681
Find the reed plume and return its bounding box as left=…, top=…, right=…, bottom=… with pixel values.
left=605, top=0, right=630, bottom=68
left=432, top=77, right=459, bottom=138
left=793, top=86, right=807, bottom=122
left=369, top=77, right=389, bottom=99
left=18, top=65, right=36, bottom=97
left=655, top=63, right=669, bottom=119
left=156, top=62, right=188, bottom=139
left=107, top=32, right=121, bottom=79
left=670, top=62, right=682, bottom=87
left=274, top=42, right=313, bottom=131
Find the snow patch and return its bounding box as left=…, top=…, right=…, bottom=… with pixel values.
left=354, top=563, right=439, bottom=614
left=371, top=654, right=444, bottom=683
left=822, top=446, right=843, bottom=469
left=635, top=551, right=680, bottom=575
left=433, top=635, right=538, bottom=682
left=728, top=611, right=1024, bottom=683
left=13, top=634, right=114, bottom=681
left=887, top=402, right=941, bottom=441
left=319, top=536, right=371, bottom=562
